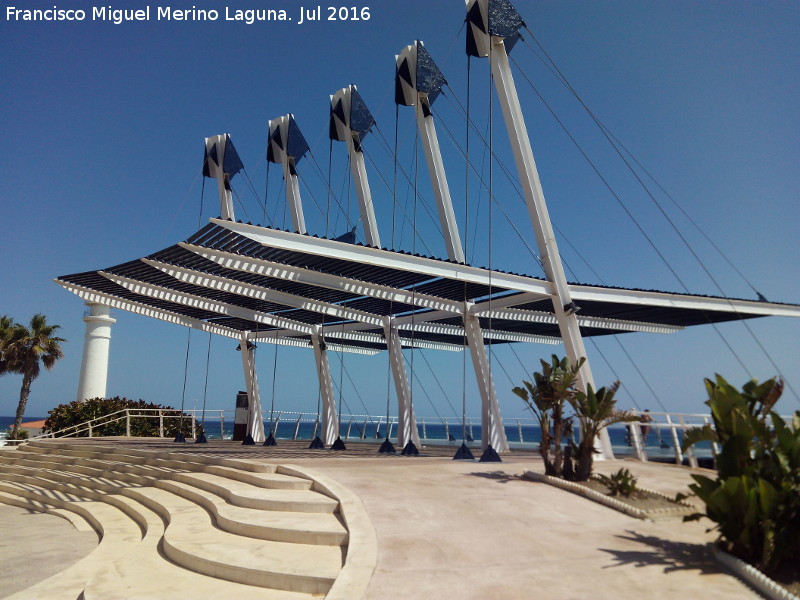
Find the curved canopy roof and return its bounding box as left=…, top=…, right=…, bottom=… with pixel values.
left=55, top=218, right=800, bottom=355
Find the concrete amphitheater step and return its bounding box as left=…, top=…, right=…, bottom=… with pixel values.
left=158, top=478, right=348, bottom=545
left=0, top=453, right=344, bottom=595
left=82, top=493, right=319, bottom=600
left=0, top=480, right=142, bottom=600
left=12, top=446, right=334, bottom=513
left=1, top=440, right=376, bottom=598
left=0, top=452, right=347, bottom=545
left=21, top=441, right=319, bottom=490
left=170, top=471, right=339, bottom=513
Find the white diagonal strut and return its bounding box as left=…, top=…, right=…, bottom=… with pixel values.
left=480, top=22, right=613, bottom=458
left=397, top=41, right=465, bottom=263
left=463, top=307, right=509, bottom=452
left=311, top=328, right=338, bottom=445
left=269, top=115, right=306, bottom=234
left=239, top=334, right=265, bottom=443
left=330, top=85, right=381, bottom=247
left=384, top=319, right=421, bottom=448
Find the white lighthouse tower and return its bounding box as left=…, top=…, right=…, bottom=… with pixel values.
left=75, top=302, right=115, bottom=402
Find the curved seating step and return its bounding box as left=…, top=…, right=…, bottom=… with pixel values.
left=0, top=480, right=141, bottom=600
left=0, top=462, right=343, bottom=594
left=170, top=471, right=338, bottom=513
left=1, top=457, right=346, bottom=545
left=121, top=485, right=342, bottom=594
left=0, top=489, right=94, bottom=532
left=21, top=442, right=317, bottom=489
left=0, top=455, right=348, bottom=546
left=158, top=478, right=348, bottom=545
left=82, top=494, right=318, bottom=600
left=1, top=440, right=377, bottom=598
left=9, top=448, right=333, bottom=514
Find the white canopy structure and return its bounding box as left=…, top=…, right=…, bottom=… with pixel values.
left=57, top=0, right=800, bottom=457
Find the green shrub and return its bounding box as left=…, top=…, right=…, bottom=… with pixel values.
left=513, top=354, right=636, bottom=481
left=44, top=396, right=200, bottom=438
left=595, top=467, right=639, bottom=497
left=5, top=428, right=29, bottom=440
left=682, top=375, right=800, bottom=577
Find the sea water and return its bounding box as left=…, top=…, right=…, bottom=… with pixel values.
left=1, top=415, right=711, bottom=461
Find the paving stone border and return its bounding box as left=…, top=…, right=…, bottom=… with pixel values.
left=713, top=546, right=799, bottom=600
left=521, top=470, right=695, bottom=520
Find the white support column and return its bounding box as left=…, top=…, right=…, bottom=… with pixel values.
left=239, top=336, right=265, bottom=443
left=384, top=320, right=421, bottom=448
left=396, top=40, right=465, bottom=263
left=204, top=135, right=235, bottom=221
left=330, top=85, right=381, bottom=247
left=269, top=115, right=307, bottom=234
left=311, top=328, right=338, bottom=445
left=487, top=36, right=613, bottom=459
left=463, top=306, right=509, bottom=452
left=282, top=158, right=306, bottom=234
left=76, top=302, right=116, bottom=402
left=416, top=100, right=465, bottom=263
left=346, top=136, right=381, bottom=247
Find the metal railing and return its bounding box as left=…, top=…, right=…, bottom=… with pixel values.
left=623, top=410, right=796, bottom=467
left=4, top=409, right=794, bottom=470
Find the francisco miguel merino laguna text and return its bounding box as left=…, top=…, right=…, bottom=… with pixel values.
left=5, top=5, right=372, bottom=25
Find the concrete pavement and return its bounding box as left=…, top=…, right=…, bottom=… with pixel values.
left=0, top=441, right=758, bottom=599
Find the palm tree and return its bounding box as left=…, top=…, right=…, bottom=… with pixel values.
left=0, top=315, right=16, bottom=375
left=568, top=382, right=638, bottom=480
left=4, top=314, right=65, bottom=438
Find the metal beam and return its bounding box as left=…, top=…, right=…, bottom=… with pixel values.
left=398, top=321, right=562, bottom=344
left=101, top=271, right=315, bottom=335
left=211, top=218, right=554, bottom=297
left=570, top=285, right=800, bottom=319
left=177, top=244, right=465, bottom=313
left=144, top=259, right=387, bottom=327
left=472, top=307, right=683, bottom=335
left=55, top=280, right=243, bottom=339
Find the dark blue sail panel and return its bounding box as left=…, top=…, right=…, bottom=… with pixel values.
left=466, top=0, right=524, bottom=56
left=286, top=116, right=310, bottom=164
left=329, top=98, right=347, bottom=141
left=202, top=142, right=219, bottom=177
left=334, top=227, right=357, bottom=244
left=415, top=43, right=447, bottom=105
left=267, top=124, right=283, bottom=164
left=349, top=88, right=374, bottom=138
left=466, top=0, right=485, bottom=57
left=395, top=57, right=414, bottom=106
left=223, top=134, right=244, bottom=177
left=488, top=0, right=524, bottom=38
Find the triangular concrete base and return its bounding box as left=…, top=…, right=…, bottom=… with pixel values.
left=242, top=434, right=255, bottom=446
left=308, top=436, right=325, bottom=449
left=263, top=432, right=277, bottom=446
left=479, top=445, right=502, bottom=462
left=194, top=433, right=207, bottom=444
left=331, top=437, right=347, bottom=450
left=401, top=441, right=419, bottom=456
left=173, top=432, right=187, bottom=443
left=378, top=438, right=396, bottom=454
left=453, top=443, right=475, bottom=460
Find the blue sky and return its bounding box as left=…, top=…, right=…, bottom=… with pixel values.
left=2, top=0, right=799, bottom=423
